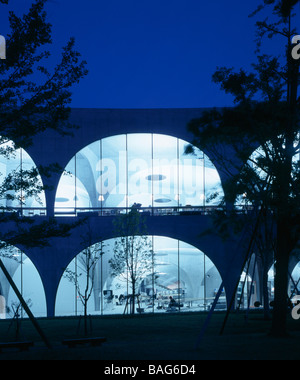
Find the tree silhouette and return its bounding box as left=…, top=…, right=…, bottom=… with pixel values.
left=109, top=208, right=153, bottom=315
left=187, top=1, right=300, bottom=336
left=64, top=222, right=104, bottom=335
left=0, top=0, right=88, bottom=346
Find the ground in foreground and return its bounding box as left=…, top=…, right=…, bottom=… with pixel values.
left=0, top=311, right=299, bottom=360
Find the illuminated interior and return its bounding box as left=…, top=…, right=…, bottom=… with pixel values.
left=55, top=236, right=226, bottom=316
left=0, top=245, right=47, bottom=319
left=55, top=134, right=224, bottom=214
left=0, top=140, right=46, bottom=215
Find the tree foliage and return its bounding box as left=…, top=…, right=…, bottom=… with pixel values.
left=109, top=208, right=153, bottom=314
left=187, top=0, right=300, bottom=336
left=1, top=0, right=88, bottom=148
left=64, top=222, right=104, bottom=334
left=0, top=0, right=88, bottom=249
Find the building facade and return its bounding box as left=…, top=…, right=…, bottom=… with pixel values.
left=0, top=108, right=298, bottom=318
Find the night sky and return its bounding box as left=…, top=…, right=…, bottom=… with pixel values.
left=1, top=0, right=299, bottom=109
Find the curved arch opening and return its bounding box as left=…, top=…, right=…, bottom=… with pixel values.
left=55, top=236, right=226, bottom=316
left=0, top=139, right=46, bottom=216
left=267, top=261, right=300, bottom=304
left=235, top=137, right=300, bottom=208
left=0, top=244, right=47, bottom=319
left=55, top=134, right=224, bottom=216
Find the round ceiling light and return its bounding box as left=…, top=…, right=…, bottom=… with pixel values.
left=55, top=197, right=69, bottom=202
left=146, top=174, right=167, bottom=181
left=154, top=198, right=171, bottom=203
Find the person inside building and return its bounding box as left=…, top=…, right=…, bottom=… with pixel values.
left=169, top=296, right=176, bottom=308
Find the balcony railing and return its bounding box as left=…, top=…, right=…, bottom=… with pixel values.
left=54, top=205, right=228, bottom=217
left=0, top=207, right=47, bottom=217
left=0, top=205, right=255, bottom=218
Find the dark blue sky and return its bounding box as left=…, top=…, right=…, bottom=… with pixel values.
left=1, top=0, right=298, bottom=109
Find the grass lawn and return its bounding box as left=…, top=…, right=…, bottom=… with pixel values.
left=0, top=310, right=299, bottom=360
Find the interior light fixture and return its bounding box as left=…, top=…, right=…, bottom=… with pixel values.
left=56, top=197, right=69, bottom=202
left=146, top=174, right=166, bottom=181
left=154, top=198, right=171, bottom=203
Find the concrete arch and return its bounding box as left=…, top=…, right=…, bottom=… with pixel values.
left=12, top=209, right=246, bottom=317
left=6, top=108, right=248, bottom=317
left=24, top=109, right=239, bottom=216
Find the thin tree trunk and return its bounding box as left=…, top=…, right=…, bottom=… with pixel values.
left=0, top=259, right=52, bottom=348
left=262, top=263, right=271, bottom=320
left=132, top=280, right=136, bottom=315
left=269, top=33, right=297, bottom=335
left=269, top=216, right=291, bottom=336
left=84, top=301, right=88, bottom=336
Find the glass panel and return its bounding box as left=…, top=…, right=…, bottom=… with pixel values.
left=290, top=263, right=300, bottom=299
left=179, top=240, right=204, bottom=311
left=55, top=134, right=225, bottom=214
left=101, top=239, right=122, bottom=315
left=21, top=149, right=46, bottom=215
left=269, top=261, right=300, bottom=306
left=204, top=155, right=224, bottom=206
left=17, top=255, right=47, bottom=317
left=55, top=236, right=226, bottom=316
left=0, top=247, right=46, bottom=319
left=127, top=134, right=152, bottom=208
left=0, top=143, right=46, bottom=214
left=100, top=135, right=127, bottom=208
left=0, top=151, right=7, bottom=208
left=205, top=257, right=225, bottom=309
left=0, top=141, right=21, bottom=208
left=55, top=156, right=76, bottom=214
left=152, top=135, right=178, bottom=208
left=236, top=137, right=300, bottom=207
left=8, top=144, right=21, bottom=209
left=76, top=141, right=100, bottom=209
left=55, top=259, right=77, bottom=316
left=178, top=139, right=204, bottom=207
left=0, top=144, right=10, bottom=208
left=153, top=236, right=179, bottom=312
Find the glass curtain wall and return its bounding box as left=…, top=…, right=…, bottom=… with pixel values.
left=267, top=262, right=300, bottom=304
left=0, top=245, right=47, bottom=319
left=237, top=138, right=300, bottom=208
left=290, top=263, right=300, bottom=298
left=0, top=140, right=46, bottom=215
left=234, top=254, right=261, bottom=310
left=55, top=236, right=225, bottom=316
left=55, top=134, right=224, bottom=215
